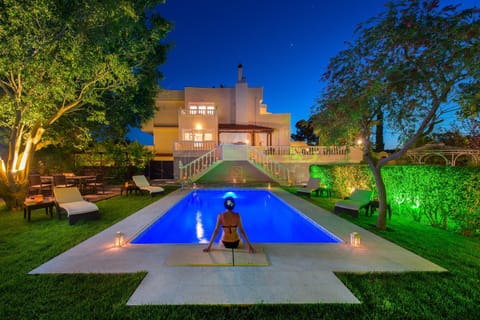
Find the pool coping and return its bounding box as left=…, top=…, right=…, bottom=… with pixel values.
left=29, top=187, right=447, bottom=305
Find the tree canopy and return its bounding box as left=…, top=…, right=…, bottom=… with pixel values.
left=291, top=119, right=319, bottom=145
left=313, top=0, right=480, bottom=229
left=0, top=0, right=171, bottom=209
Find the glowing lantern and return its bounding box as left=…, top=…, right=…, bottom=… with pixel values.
left=350, top=232, right=361, bottom=247
left=114, top=231, right=125, bottom=247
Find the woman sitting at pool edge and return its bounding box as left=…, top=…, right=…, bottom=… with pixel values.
left=203, top=196, right=256, bottom=253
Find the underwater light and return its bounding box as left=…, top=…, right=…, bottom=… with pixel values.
left=223, top=191, right=237, bottom=199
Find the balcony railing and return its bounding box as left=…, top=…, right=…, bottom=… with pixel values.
left=174, top=141, right=217, bottom=152
left=248, top=146, right=291, bottom=185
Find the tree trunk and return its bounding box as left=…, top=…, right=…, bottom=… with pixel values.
left=0, top=134, right=40, bottom=211
left=375, top=109, right=385, bottom=152
left=0, top=181, right=28, bottom=211
left=364, top=153, right=388, bottom=230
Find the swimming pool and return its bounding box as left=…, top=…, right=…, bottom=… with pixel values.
left=131, top=189, right=342, bottom=244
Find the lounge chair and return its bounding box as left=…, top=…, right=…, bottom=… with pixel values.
left=53, top=187, right=100, bottom=225
left=296, top=177, right=320, bottom=197
left=132, top=175, right=165, bottom=196
left=334, top=189, right=372, bottom=218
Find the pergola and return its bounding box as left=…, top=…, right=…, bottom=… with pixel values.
left=406, top=143, right=480, bottom=166
left=218, top=123, right=274, bottom=146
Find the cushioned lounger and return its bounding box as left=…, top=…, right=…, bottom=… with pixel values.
left=132, top=175, right=165, bottom=196
left=54, top=187, right=100, bottom=225
left=296, top=177, right=321, bottom=197
left=334, top=189, right=372, bottom=218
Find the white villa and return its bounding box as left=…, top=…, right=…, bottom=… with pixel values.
left=142, top=65, right=361, bottom=183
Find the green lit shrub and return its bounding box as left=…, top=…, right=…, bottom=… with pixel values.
left=310, top=164, right=480, bottom=236
left=310, top=164, right=373, bottom=198
left=450, top=174, right=480, bottom=236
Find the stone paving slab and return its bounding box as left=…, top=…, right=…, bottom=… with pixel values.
left=29, top=188, right=447, bottom=305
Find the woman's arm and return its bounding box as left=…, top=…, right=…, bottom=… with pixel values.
left=203, top=214, right=222, bottom=252
left=237, top=215, right=255, bottom=253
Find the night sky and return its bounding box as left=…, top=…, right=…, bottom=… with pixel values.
left=131, top=0, right=477, bottom=148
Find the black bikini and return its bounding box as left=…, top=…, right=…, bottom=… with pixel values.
left=221, top=213, right=240, bottom=249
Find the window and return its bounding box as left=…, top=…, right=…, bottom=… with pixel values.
left=188, top=106, right=198, bottom=115
left=183, top=131, right=193, bottom=141
left=204, top=132, right=213, bottom=141
left=188, top=104, right=215, bottom=115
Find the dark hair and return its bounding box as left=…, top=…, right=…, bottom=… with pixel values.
left=224, top=196, right=235, bottom=210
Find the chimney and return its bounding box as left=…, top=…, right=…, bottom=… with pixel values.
left=237, top=64, right=243, bottom=82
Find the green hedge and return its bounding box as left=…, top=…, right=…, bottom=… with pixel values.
left=310, top=164, right=480, bottom=236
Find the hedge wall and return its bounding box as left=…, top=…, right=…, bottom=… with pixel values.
left=310, top=164, right=480, bottom=236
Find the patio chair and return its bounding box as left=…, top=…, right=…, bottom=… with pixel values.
left=53, top=187, right=100, bottom=225
left=132, top=175, right=165, bottom=196
left=28, top=174, right=52, bottom=196
left=85, top=174, right=104, bottom=194
left=296, top=177, right=321, bottom=197
left=334, top=189, right=372, bottom=218
left=52, top=174, right=75, bottom=188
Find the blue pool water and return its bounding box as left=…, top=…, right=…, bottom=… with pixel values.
left=131, top=189, right=342, bottom=244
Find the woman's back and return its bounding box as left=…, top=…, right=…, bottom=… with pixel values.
left=220, top=211, right=240, bottom=242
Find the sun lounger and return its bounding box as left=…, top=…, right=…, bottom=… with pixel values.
left=53, top=187, right=100, bottom=225
left=334, top=189, right=372, bottom=218
left=296, top=178, right=321, bottom=197
left=132, top=175, right=165, bottom=196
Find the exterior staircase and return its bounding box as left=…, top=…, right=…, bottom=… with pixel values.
left=178, top=145, right=291, bottom=185
left=195, top=160, right=278, bottom=185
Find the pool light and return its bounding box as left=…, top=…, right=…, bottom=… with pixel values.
left=223, top=191, right=237, bottom=199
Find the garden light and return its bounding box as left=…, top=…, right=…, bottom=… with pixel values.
left=114, top=231, right=125, bottom=247
left=350, top=232, right=361, bottom=247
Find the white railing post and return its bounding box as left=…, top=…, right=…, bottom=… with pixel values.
left=248, top=146, right=291, bottom=185
left=178, top=146, right=220, bottom=182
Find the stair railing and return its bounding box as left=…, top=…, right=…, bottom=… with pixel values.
left=248, top=146, right=291, bottom=185
left=179, top=146, right=220, bottom=181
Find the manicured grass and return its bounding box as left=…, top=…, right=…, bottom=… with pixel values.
left=1, top=187, right=479, bottom=319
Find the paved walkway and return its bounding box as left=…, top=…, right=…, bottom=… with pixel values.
left=29, top=188, right=446, bottom=305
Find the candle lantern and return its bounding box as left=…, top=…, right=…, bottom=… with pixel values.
left=114, top=231, right=125, bottom=247
left=350, top=232, right=361, bottom=247
left=124, top=181, right=129, bottom=188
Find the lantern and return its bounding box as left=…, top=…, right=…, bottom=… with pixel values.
left=350, top=232, right=361, bottom=247
left=124, top=181, right=129, bottom=188
left=114, top=231, right=125, bottom=247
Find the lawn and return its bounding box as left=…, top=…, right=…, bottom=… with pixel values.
left=0, top=187, right=479, bottom=320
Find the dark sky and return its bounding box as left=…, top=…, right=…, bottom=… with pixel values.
left=131, top=0, right=477, bottom=148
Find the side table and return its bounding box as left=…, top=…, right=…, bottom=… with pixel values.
left=23, top=198, right=55, bottom=222
left=368, top=200, right=392, bottom=219
left=316, top=187, right=332, bottom=198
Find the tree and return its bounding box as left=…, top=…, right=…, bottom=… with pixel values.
left=0, top=0, right=171, bottom=210
left=313, top=0, right=480, bottom=229
left=291, top=119, right=319, bottom=145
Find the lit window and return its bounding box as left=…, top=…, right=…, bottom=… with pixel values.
left=189, top=106, right=197, bottom=115
left=204, top=132, right=213, bottom=141
left=184, top=131, right=193, bottom=141
left=194, top=133, right=203, bottom=142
